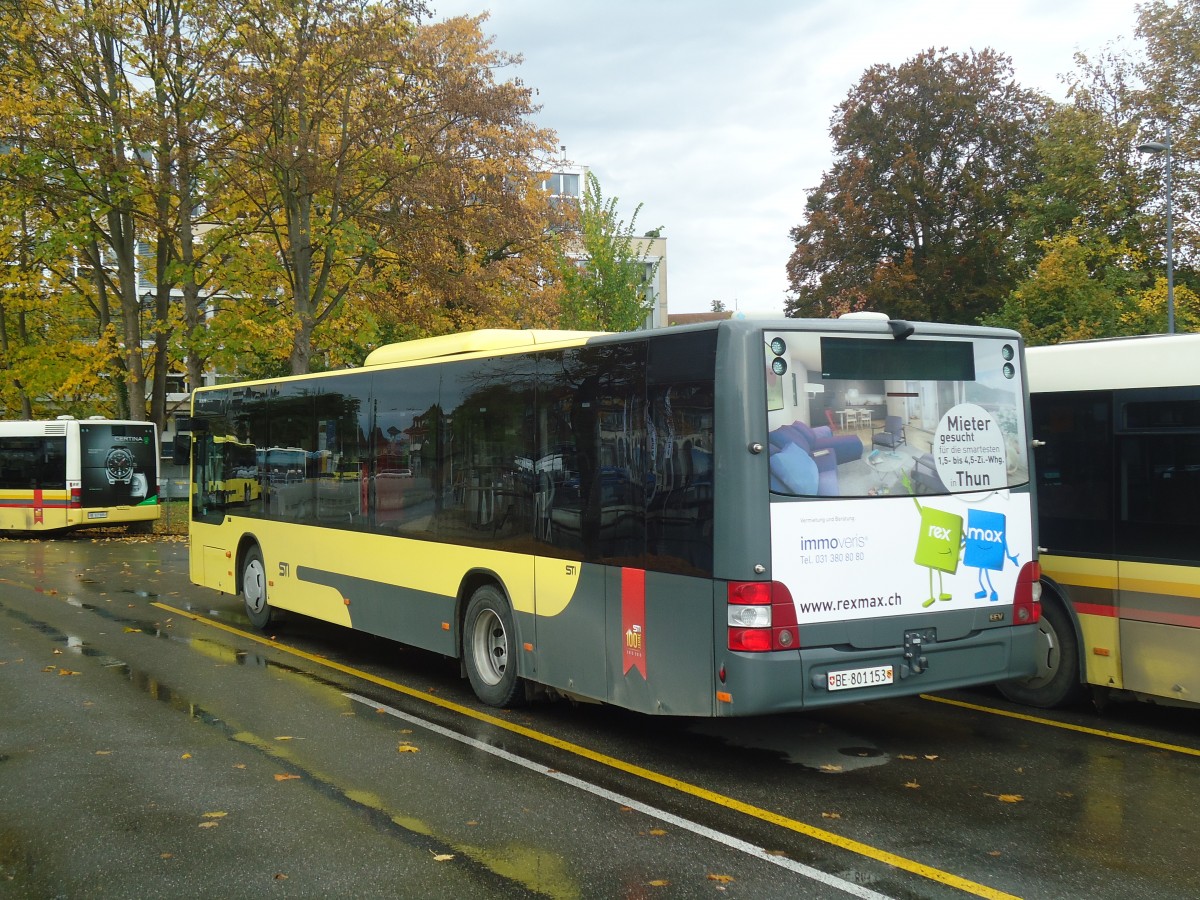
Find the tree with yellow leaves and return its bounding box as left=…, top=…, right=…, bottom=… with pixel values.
left=211, top=6, right=561, bottom=374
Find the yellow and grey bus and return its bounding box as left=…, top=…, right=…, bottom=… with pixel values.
left=0, top=417, right=160, bottom=533
left=182, top=317, right=1041, bottom=715
left=1000, top=333, right=1200, bottom=709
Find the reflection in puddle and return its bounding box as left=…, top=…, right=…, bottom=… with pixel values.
left=687, top=717, right=890, bottom=772
left=1, top=597, right=580, bottom=896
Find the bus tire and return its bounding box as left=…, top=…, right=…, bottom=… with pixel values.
left=463, top=585, right=524, bottom=708
left=242, top=545, right=273, bottom=630
left=998, top=594, right=1084, bottom=709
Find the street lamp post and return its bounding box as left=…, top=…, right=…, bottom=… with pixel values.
left=1137, top=124, right=1175, bottom=334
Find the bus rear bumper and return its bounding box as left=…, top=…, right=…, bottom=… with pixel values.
left=716, top=624, right=1040, bottom=715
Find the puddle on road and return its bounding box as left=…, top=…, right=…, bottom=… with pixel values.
left=1, top=597, right=578, bottom=898
left=687, top=716, right=891, bottom=772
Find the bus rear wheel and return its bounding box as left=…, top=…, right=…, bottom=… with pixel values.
left=998, top=594, right=1084, bottom=708
left=242, top=545, right=273, bottom=630
left=463, top=585, right=524, bottom=708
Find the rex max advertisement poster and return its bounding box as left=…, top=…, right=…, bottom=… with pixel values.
left=771, top=488, right=1033, bottom=624
left=79, top=422, right=158, bottom=508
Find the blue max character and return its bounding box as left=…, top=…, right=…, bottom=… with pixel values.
left=963, top=508, right=1019, bottom=601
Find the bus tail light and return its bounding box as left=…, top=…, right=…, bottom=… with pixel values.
left=1013, top=561, right=1041, bottom=625
left=727, top=581, right=799, bottom=652
left=68, top=487, right=81, bottom=509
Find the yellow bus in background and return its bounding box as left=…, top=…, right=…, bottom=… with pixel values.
left=0, top=417, right=159, bottom=533
left=1000, top=333, right=1200, bottom=709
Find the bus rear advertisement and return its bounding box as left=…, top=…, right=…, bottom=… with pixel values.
left=183, top=317, right=1040, bottom=716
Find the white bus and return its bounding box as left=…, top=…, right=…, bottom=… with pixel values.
left=0, top=418, right=160, bottom=533
left=1000, top=333, right=1200, bottom=708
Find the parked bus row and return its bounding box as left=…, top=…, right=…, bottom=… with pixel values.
left=7, top=325, right=1193, bottom=717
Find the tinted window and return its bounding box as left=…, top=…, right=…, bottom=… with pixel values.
left=539, top=343, right=647, bottom=564
left=371, top=365, right=442, bottom=536
left=437, top=354, right=537, bottom=550
left=190, top=332, right=716, bottom=576
left=647, top=333, right=715, bottom=575
left=0, top=437, right=67, bottom=489
left=1116, top=415, right=1200, bottom=564
left=1032, top=391, right=1114, bottom=556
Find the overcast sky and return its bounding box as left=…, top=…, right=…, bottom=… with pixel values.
left=431, top=0, right=1143, bottom=315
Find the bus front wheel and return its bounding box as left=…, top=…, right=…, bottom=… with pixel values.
left=463, top=585, right=524, bottom=708
left=998, top=594, right=1084, bottom=709
left=242, top=545, right=273, bottom=630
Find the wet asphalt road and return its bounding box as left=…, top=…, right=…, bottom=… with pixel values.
left=1, top=534, right=1199, bottom=899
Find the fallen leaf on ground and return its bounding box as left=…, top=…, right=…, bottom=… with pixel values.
left=647, top=879, right=670, bottom=887
left=430, top=852, right=454, bottom=862
left=274, top=773, right=301, bottom=781
left=819, top=763, right=843, bottom=773
left=198, top=821, right=219, bottom=829
left=905, top=780, right=920, bottom=789
left=202, top=812, right=227, bottom=819
left=821, top=811, right=841, bottom=819
left=647, top=828, right=667, bottom=836
left=707, top=874, right=735, bottom=884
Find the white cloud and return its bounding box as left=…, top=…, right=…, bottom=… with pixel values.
left=434, top=0, right=1141, bottom=314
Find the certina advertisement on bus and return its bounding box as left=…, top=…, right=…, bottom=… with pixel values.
left=78, top=421, right=158, bottom=510
left=765, top=330, right=1034, bottom=639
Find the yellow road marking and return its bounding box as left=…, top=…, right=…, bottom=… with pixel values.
left=921, top=694, right=1200, bottom=757
left=155, top=601, right=1017, bottom=899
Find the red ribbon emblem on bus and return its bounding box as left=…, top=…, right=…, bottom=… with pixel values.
left=621, top=567, right=646, bottom=678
